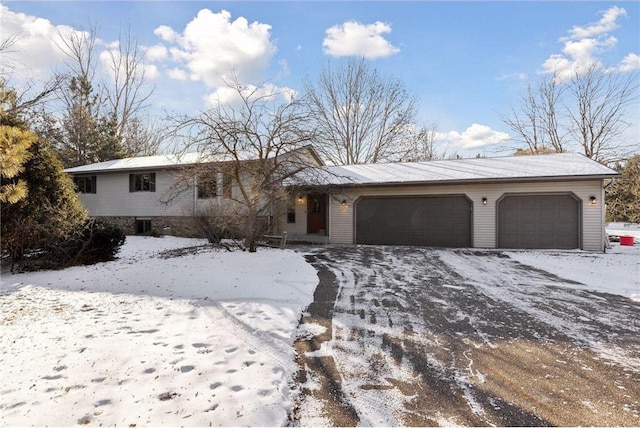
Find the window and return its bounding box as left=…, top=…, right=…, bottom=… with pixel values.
left=74, top=176, right=97, bottom=194
left=198, top=172, right=232, bottom=199
left=287, top=199, right=296, bottom=223
left=222, top=174, right=232, bottom=198
left=135, top=219, right=152, bottom=235
left=129, top=173, right=156, bottom=192
left=197, top=174, right=218, bottom=199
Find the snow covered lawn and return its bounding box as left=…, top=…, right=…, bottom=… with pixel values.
left=506, top=243, right=640, bottom=302
left=0, top=236, right=318, bottom=426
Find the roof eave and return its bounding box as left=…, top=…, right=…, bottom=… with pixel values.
left=298, top=173, right=620, bottom=189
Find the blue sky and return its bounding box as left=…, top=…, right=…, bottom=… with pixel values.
left=2, top=1, right=639, bottom=157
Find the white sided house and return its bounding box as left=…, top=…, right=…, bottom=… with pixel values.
left=66, top=150, right=618, bottom=251
left=283, top=153, right=618, bottom=252
left=64, top=147, right=323, bottom=236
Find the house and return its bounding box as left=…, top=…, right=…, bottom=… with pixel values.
left=282, top=153, right=618, bottom=252
left=64, top=146, right=323, bottom=236
left=66, top=150, right=618, bottom=252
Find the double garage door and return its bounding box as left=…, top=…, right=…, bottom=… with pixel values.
left=354, top=193, right=580, bottom=249
left=355, top=196, right=472, bottom=247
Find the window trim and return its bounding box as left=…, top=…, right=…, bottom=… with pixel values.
left=129, top=172, right=156, bottom=192
left=74, top=175, right=97, bottom=194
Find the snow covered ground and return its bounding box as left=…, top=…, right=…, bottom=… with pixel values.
left=0, top=236, right=318, bottom=427
left=294, top=244, right=640, bottom=426
left=2, top=236, right=638, bottom=426
left=506, top=242, right=640, bottom=302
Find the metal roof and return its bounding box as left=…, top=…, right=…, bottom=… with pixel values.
left=292, top=153, right=618, bottom=187
left=63, top=153, right=206, bottom=174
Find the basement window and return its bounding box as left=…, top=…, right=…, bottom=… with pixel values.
left=135, top=219, right=152, bottom=235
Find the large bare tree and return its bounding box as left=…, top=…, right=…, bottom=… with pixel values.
left=101, top=28, right=154, bottom=154
left=51, top=25, right=157, bottom=165
left=503, top=63, right=638, bottom=163
left=302, top=58, right=418, bottom=165
left=171, top=78, right=317, bottom=252
left=567, top=64, right=637, bottom=162
left=502, top=75, right=566, bottom=155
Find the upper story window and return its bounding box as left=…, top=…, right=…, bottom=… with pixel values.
left=197, top=173, right=233, bottom=199
left=129, top=173, right=156, bottom=192
left=74, top=176, right=97, bottom=194
left=197, top=180, right=218, bottom=199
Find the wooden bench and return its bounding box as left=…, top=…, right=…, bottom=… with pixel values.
left=260, top=231, right=288, bottom=249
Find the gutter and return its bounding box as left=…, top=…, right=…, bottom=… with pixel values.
left=290, top=173, right=621, bottom=190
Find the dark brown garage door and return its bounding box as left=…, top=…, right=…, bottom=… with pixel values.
left=355, top=196, right=471, bottom=247
left=498, top=194, right=580, bottom=249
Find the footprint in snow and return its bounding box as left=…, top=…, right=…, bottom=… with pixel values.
left=180, top=365, right=195, bottom=373
left=225, top=347, right=238, bottom=354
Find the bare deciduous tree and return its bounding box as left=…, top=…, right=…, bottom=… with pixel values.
left=502, top=75, right=566, bottom=155
left=101, top=28, right=154, bottom=152
left=503, top=63, right=638, bottom=163
left=403, top=123, right=459, bottom=161
left=171, top=78, right=317, bottom=252
left=53, top=25, right=156, bottom=164
left=302, top=58, right=418, bottom=165
left=567, top=64, right=637, bottom=163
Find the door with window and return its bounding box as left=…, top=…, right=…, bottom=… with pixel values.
left=307, top=194, right=327, bottom=234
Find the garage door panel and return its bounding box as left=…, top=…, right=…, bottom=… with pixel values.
left=498, top=194, right=579, bottom=249
left=356, top=196, right=471, bottom=247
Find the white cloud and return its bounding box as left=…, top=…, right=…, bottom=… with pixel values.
left=154, top=8, right=276, bottom=88
left=567, top=5, right=626, bottom=39
left=204, top=83, right=296, bottom=108
left=153, top=25, right=178, bottom=43
left=619, top=53, right=640, bottom=72
left=540, top=6, right=634, bottom=80
left=168, top=68, right=188, bottom=80
left=323, top=21, right=400, bottom=59
left=0, top=5, right=86, bottom=78
left=144, top=44, right=168, bottom=62
left=435, top=124, right=511, bottom=150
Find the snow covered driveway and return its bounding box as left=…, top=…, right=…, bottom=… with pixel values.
left=0, top=236, right=318, bottom=427
left=293, top=245, right=640, bottom=427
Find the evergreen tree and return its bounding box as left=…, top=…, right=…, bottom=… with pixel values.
left=0, top=81, right=37, bottom=204
left=48, top=75, right=124, bottom=168
left=606, top=155, right=640, bottom=223
left=1, top=136, right=88, bottom=270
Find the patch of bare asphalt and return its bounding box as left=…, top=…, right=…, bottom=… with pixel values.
left=289, top=245, right=640, bottom=427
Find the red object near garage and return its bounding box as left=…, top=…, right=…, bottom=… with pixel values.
left=619, top=235, right=635, bottom=246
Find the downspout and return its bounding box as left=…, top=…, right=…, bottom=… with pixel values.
left=193, top=172, right=197, bottom=216
left=602, top=178, right=615, bottom=251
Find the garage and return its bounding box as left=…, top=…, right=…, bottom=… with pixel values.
left=497, top=194, right=580, bottom=249
left=355, top=195, right=472, bottom=247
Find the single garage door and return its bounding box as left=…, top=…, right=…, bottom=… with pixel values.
left=498, top=194, right=580, bottom=249
left=355, top=196, right=471, bottom=247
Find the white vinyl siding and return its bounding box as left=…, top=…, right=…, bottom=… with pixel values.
left=328, top=179, right=605, bottom=251
left=77, top=170, right=193, bottom=217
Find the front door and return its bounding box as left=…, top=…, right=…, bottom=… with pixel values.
left=307, top=194, right=327, bottom=234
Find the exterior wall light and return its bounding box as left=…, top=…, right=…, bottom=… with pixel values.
left=298, top=195, right=304, bottom=203
left=341, top=199, right=348, bottom=207
left=482, top=197, right=487, bottom=205
left=590, top=196, right=597, bottom=205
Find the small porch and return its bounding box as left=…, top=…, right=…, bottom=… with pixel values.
left=282, top=192, right=330, bottom=244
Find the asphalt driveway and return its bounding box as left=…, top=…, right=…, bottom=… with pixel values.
left=290, top=246, right=640, bottom=427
